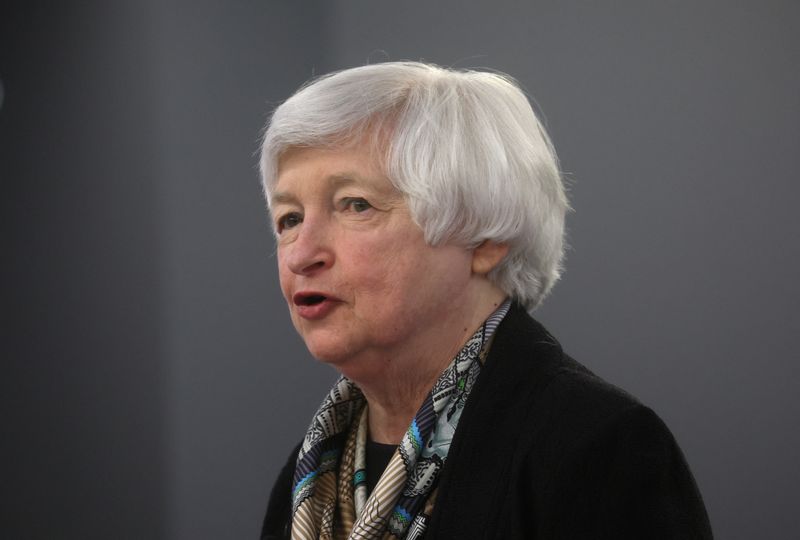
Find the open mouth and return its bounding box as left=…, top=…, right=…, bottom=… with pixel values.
left=295, top=293, right=327, bottom=306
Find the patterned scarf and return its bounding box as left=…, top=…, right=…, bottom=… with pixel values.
left=290, top=300, right=510, bottom=540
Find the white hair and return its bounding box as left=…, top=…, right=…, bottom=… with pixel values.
left=260, top=62, right=568, bottom=310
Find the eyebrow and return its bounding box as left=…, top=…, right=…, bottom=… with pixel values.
left=270, top=173, right=364, bottom=207
left=269, top=191, right=297, bottom=206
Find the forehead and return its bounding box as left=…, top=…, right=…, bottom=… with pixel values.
left=272, top=145, right=397, bottom=203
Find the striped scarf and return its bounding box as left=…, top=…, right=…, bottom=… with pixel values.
left=290, top=300, right=510, bottom=540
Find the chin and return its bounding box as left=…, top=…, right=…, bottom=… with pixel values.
left=303, top=337, right=354, bottom=366
left=304, top=338, right=385, bottom=384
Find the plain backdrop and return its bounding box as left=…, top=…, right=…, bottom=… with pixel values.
left=2, top=1, right=798, bottom=538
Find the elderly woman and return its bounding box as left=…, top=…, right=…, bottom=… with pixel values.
left=258, top=62, right=711, bottom=540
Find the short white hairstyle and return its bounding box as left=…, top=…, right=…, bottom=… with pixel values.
left=260, top=62, right=568, bottom=310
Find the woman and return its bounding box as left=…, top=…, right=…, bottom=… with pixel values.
left=259, top=62, right=711, bottom=540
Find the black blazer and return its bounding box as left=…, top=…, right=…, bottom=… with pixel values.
left=262, top=303, right=713, bottom=539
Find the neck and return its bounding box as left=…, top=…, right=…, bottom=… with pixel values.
left=354, top=284, right=507, bottom=444
left=362, top=382, right=429, bottom=444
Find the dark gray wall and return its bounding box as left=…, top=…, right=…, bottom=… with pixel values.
left=2, top=1, right=330, bottom=538
left=2, top=3, right=165, bottom=538
left=143, top=2, right=333, bottom=538
left=3, top=1, right=797, bottom=539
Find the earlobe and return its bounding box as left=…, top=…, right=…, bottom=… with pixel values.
left=472, top=241, right=509, bottom=275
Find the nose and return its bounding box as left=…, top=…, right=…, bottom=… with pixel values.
left=282, top=215, right=334, bottom=276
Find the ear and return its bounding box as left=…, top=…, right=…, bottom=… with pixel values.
left=471, top=241, right=509, bottom=275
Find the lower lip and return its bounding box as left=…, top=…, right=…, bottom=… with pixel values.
left=295, top=299, right=339, bottom=320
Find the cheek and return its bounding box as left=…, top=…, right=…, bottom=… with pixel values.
left=365, top=250, right=444, bottom=309
left=369, top=242, right=414, bottom=281
left=345, top=239, right=398, bottom=286
left=276, top=260, right=293, bottom=301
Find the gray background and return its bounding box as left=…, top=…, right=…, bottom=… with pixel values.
left=2, top=1, right=798, bottom=538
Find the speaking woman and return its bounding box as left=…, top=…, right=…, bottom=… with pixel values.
left=258, top=62, right=712, bottom=540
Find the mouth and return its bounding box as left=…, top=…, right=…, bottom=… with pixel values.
left=292, top=291, right=339, bottom=320
left=293, top=292, right=331, bottom=306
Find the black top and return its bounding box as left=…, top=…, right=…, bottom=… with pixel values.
left=261, top=303, right=713, bottom=539
left=365, top=440, right=397, bottom=495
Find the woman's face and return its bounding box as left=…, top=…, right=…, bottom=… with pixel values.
left=271, top=144, right=475, bottom=380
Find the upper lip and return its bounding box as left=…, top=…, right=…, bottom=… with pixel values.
left=293, top=291, right=338, bottom=306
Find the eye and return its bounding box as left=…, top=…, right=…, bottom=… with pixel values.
left=276, top=212, right=302, bottom=233
left=342, top=197, right=373, bottom=213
